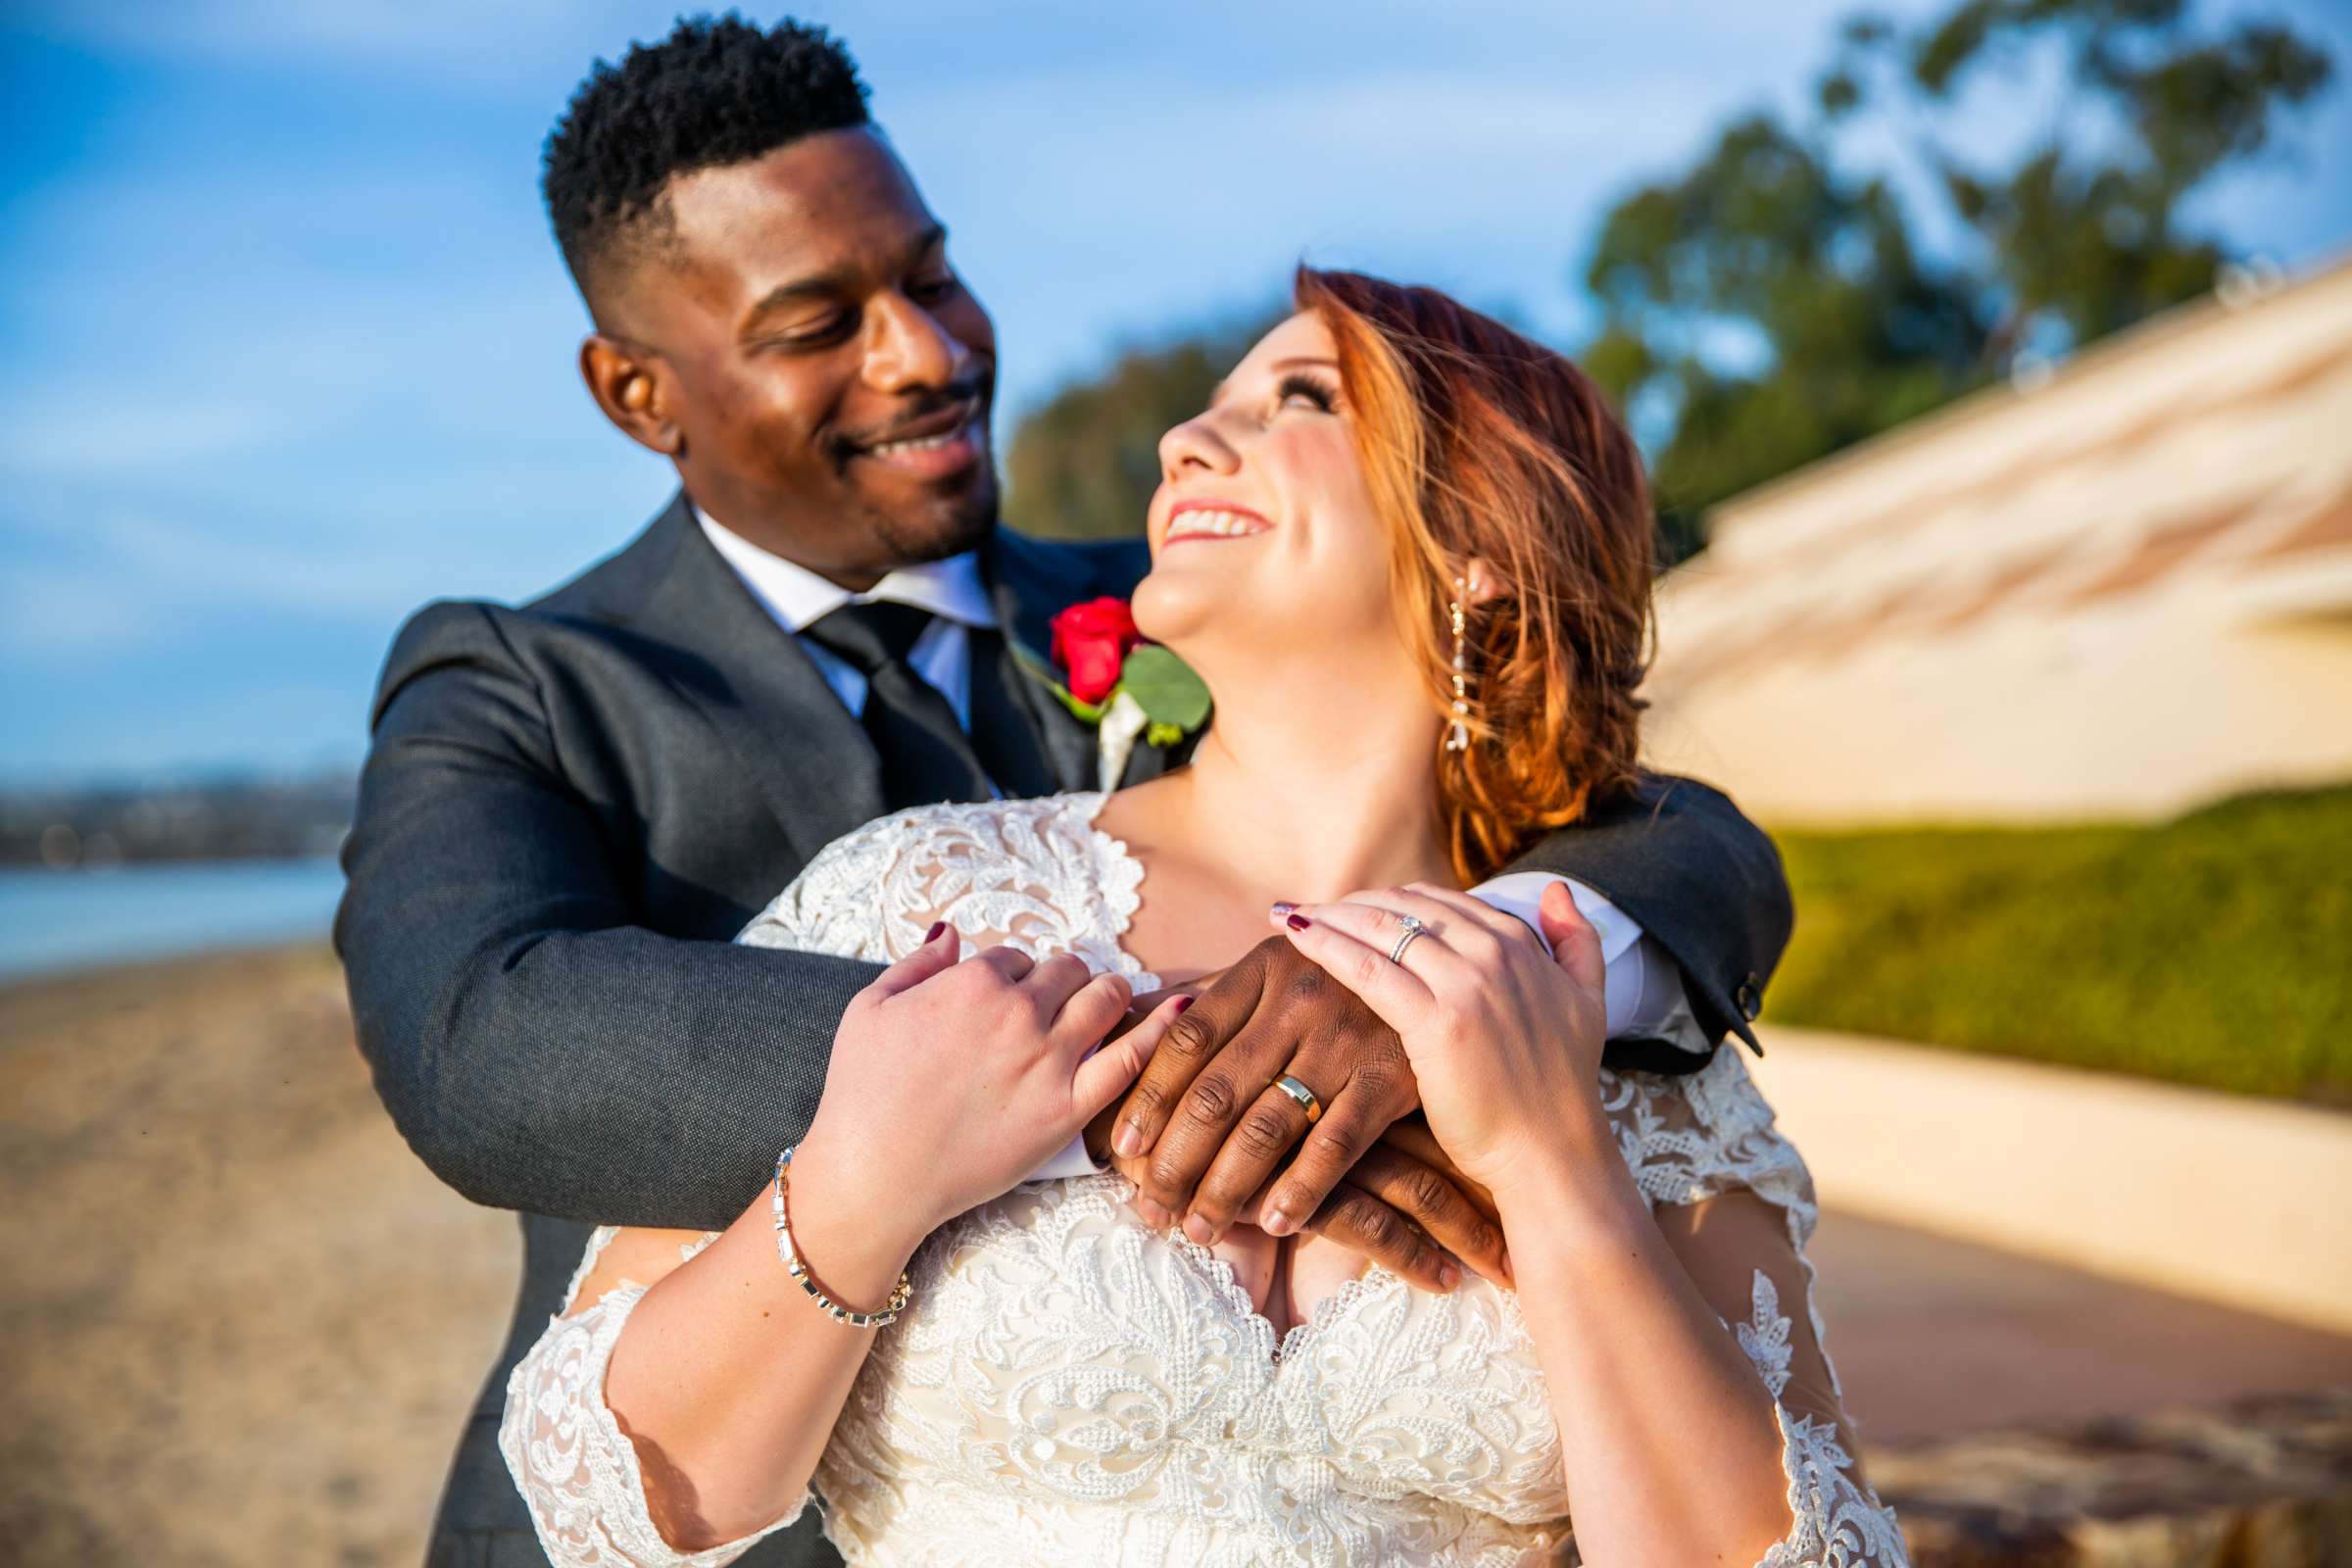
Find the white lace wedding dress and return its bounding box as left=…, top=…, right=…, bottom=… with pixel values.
left=501, top=793, right=1907, bottom=1566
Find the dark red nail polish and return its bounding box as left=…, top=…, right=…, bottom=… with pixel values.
left=1286, top=913, right=1311, bottom=932
left=925, top=920, right=948, bottom=943
left=1171, top=996, right=1193, bottom=1013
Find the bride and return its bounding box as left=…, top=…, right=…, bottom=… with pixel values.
left=500, top=268, right=1907, bottom=1566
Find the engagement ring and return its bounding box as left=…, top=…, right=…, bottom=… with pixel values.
left=1388, top=913, right=1428, bottom=965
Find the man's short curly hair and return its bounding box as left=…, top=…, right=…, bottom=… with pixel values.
left=543, top=14, right=871, bottom=309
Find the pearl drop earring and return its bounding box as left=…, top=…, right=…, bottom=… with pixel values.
left=1446, top=577, right=1471, bottom=753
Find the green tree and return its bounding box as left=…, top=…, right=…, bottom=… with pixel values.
left=1591, top=0, right=2333, bottom=562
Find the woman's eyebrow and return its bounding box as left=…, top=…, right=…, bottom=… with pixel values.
left=1207, top=356, right=1340, bottom=406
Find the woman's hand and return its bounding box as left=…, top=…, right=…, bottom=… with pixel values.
left=800, top=925, right=1185, bottom=1238
left=1270, top=881, right=1607, bottom=1199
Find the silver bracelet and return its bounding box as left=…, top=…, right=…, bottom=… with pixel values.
left=772, top=1145, right=913, bottom=1329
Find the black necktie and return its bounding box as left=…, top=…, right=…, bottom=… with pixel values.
left=803, top=601, right=994, bottom=810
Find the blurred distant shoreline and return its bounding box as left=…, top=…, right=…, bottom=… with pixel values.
left=0, top=771, right=354, bottom=868
left=0, top=855, right=348, bottom=986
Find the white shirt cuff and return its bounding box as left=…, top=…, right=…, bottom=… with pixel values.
left=1469, top=872, right=1704, bottom=1053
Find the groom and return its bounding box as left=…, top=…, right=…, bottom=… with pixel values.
left=337, top=18, right=1791, bottom=1568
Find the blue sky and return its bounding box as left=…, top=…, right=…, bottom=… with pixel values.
left=4, top=1, right=2347, bottom=786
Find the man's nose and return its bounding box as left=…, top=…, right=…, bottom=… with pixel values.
left=865, top=293, right=967, bottom=393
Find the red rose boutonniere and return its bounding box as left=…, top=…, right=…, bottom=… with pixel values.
left=1019, top=596, right=1212, bottom=789
left=1050, top=597, right=1143, bottom=706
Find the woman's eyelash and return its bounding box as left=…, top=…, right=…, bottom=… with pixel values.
left=1275, top=372, right=1338, bottom=413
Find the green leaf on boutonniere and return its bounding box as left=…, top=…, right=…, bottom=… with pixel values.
left=1050, top=687, right=1106, bottom=724
left=1010, top=631, right=1207, bottom=740
left=1118, top=645, right=1212, bottom=732
left=1009, top=639, right=1106, bottom=722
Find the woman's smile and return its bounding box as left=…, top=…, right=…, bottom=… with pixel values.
left=1162, top=498, right=1275, bottom=545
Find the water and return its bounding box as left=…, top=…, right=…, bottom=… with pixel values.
left=0, top=858, right=348, bottom=984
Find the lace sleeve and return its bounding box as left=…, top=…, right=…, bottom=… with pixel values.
left=498, top=1228, right=807, bottom=1568
left=1603, top=1054, right=1911, bottom=1566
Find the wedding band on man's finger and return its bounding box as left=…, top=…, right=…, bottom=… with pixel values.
left=1272, top=1073, right=1323, bottom=1124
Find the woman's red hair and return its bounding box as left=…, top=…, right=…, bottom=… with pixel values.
left=1296, top=267, right=1654, bottom=882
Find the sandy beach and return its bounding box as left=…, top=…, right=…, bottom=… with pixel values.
left=0, top=946, right=515, bottom=1566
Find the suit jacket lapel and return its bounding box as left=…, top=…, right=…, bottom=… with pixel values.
left=983, top=553, right=1105, bottom=792
left=611, top=496, right=886, bottom=862
left=965, top=628, right=1061, bottom=801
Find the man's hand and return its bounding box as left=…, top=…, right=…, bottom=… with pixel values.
left=1087, top=1086, right=1510, bottom=1293
left=1106, top=934, right=1428, bottom=1251
left=1337, top=1116, right=1510, bottom=1287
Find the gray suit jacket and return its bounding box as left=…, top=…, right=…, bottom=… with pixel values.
left=336, top=493, right=1790, bottom=1567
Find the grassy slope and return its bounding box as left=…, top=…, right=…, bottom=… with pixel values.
left=1764, top=786, right=2352, bottom=1102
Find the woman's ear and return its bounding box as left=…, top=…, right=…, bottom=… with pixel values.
left=1459, top=557, right=1509, bottom=608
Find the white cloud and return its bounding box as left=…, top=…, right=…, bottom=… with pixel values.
left=0, top=475, right=662, bottom=663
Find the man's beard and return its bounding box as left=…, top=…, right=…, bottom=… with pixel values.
left=827, top=371, right=1000, bottom=568
left=865, top=479, right=999, bottom=567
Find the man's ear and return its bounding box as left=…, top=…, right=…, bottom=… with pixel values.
left=579, top=333, right=683, bottom=457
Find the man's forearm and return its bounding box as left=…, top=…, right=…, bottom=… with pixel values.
left=344, top=917, right=878, bottom=1230
left=342, top=602, right=894, bottom=1230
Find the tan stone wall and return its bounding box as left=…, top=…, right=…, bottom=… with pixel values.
left=1645, top=584, right=2352, bottom=824
left=1744, top=1025, right=2352, bottom=1336
left=1642, top=260, right=2352, bottom=826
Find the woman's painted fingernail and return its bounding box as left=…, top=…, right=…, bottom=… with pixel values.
left=1262, top=1205, right=1294, bottom=1237
left=1270, top=901, right=1298, bottom=918
left=925, top=920, right=948, bottom=943
left=1112, top=1121, right=1144, bottom=1159
left=1170, top=995, right=1194, bottom=1014
left=1286, top=913, right=1311, bottom=932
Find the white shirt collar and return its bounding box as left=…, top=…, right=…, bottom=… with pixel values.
left=694, top=503, right=997, bottom=634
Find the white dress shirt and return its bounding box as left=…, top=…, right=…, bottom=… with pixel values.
left=697, top=506, right=996, bottom=724
left=695, top=507, right=1700, bottom=1182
